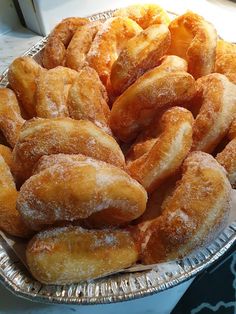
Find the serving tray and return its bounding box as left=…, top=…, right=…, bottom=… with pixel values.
left=0, top=9, right=236, bottom=305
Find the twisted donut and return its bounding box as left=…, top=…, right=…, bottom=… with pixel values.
left=17, top=157, right=147, bottom=230
left=136, top=152, right=231, bottom=264
left=216, top=121, right=236, bottom=187
left=216, top=40, right=236, bottom=59
left=26, top=226, right=138, bottom=284
left=67, top=66, right=111, bottom=133
left=8, top=57, right=43, bottom=118
left=65, top=21, right=101, bottom=71
left=13, top=117, right=125, bottom=179
left=87, top=17, right=142, bottom=88
left=191, top=74, right=236, bottom=153
left=110, top=24, right=171, bottom=95
left=110, top=56, right=195, bottom=142
left=42, top=17, right=89, bottom=69
left=127, top=107, right=194, bottom=192
left=0, top=155, right=31, bottom=237
left=35, top=66, right=78, bottom=118
left=0, top=88, right=25, bottom=147
left=215, top=54, right=236, bottom=84
left=114, top=4, right=170, bottom=29
left=168, top=12, right=217, bottom=79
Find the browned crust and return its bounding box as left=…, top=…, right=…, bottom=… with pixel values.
left=0, top=88, right=25, bottom=147
left=137, top=152, right=231, bottom=264
left=127, top=107, right=193, bottom=192
left=42, top=17, right=89, bottom=69
left=168, top=12, right=217, bottom=79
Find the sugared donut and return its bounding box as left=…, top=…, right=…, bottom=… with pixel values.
left=215, top=54, right=236, bottom=85
left=114, top=4, right=170, bottom=29
left=191, top=74, right=236, bottom=153
left=0, top=155, right=31, bottom=237
left=35, top=66, right=78, bottom=118
left=110, top=24, right=171, bottom=95
left=13, top=117, right=125, bottom=179
left=42, top=17, right=89, bottom=69
left=65, top=21, right=101, bottom=71
left=216, top=39, right=236, bottom=59
left=67, top=66, right=111, bottom=133
left=127, top=107, right=194, bottom=192
left=26, top=226, right=138, bottom=284
left=17, top=157, right=147, bottom=230
left=0, top=88, right=25, bottom=147
left=87, top=17, right=142, bottom=88
left=8, top=57, right=43, bottom=118
left=168, top=12, right=217, bottom=79
left=216, top=120, right=236, bottom=187
left=110, top=56, right=195, bottom=142
left=136, top=152, right=231, bottom=264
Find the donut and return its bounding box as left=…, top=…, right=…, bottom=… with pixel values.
left=229, top=119, right=236, bottom=140
left=67, top=66, right=111, bottom=133
left=0, top=88, right=25, bottom=147
left=42, top=17, right=89, bottom=69
left=26, top=226, right=138, bottom=284
left=127, top=107, right=194, bottom=192
left=191, top=74, right=236, bottom=153
left=35, top=66, right=78, bottom=118
left=110, top=24, right=171, bottom=95
left=216, top=120, right=236, bottom=187
left=110, top=57, right=195, bottom=142
left=65, top=21, right=101, bottom=71
left=136, top=152, right=231, bottom=264
left=168, top=12, right=217, bottom=79
left=13, top=117, right=125, bottom=179
left=0, top=144, right=13, bottom=169
left=135, top=176, right=177, bottom=225
left=216, top=138, right=236, bottom=188
left=0, top=155, right=31, bottom=237
left=17, top=157, right=147, bottom=230
left=216, top=39, right=236, bottom=59
left=87, top=17, right=142, bottom=88
left=113, top=4, right=170, bottom=29
left=8, top=57, right=43, bottom=118
left=215, top=54, right=236, bottom=84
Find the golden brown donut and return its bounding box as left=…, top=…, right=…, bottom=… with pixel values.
left=0, top=155, right=31, bottom=237
left=17, top=157, right=147, bottom=230
left=87, top=17, right=142, bottom=88
left=13, top=117, right=125, bottom=179
left=216, top=138, right=236, bottom=188
left=229, top=119, right=236, bottom=140
left=136, top=152, right=231, bottom=264
left=110, top=24, right=171, bottom=95
left=191, top=74, right=236, bottom=153
left=216, top=39, right=236, bottom=59
left=8, top=57, right=43, bottom=118
left=127, top=107, right=194, bottom=192
left=168, top=12, right=217, bottom=79
left=0, top=144, right=13, bottom=169
left=67, top=66, right=111, bottom=133
left=65, top=21, right=101, bottom=71
left=42, top=17, right=89, bottom=69
left=35, top=66, right=78, bottom=118
left=215, top=54, right=236, bottom=84
left=0, top=88, right=25, bottom=147
left=110, top=57, right=195, bottom=142
left=26, top=226, right=139, bottom=284
left=114, top=4, right=170, bottom=29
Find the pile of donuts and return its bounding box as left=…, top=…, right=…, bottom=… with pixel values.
left=0, top=3, right=235, bottom=284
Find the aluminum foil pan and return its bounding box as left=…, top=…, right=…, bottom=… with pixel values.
left=0, top=9, right=236, bottom=305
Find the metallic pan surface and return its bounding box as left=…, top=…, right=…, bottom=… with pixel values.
left=0, top=9, right=236, bottom=305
